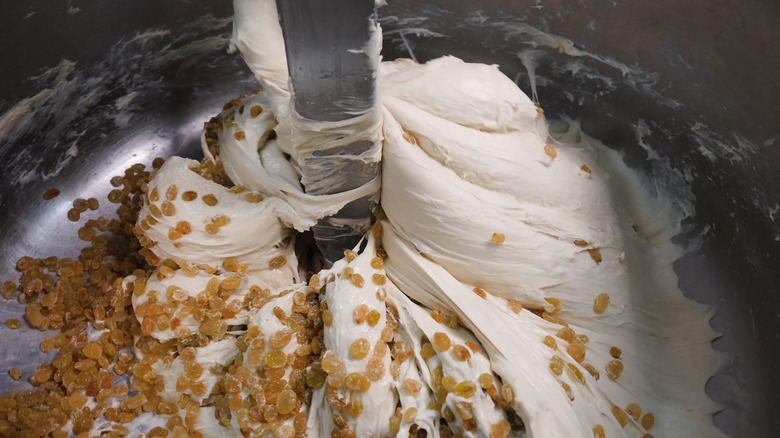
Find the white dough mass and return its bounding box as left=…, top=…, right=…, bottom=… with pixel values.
left=125, top=0, right=724, bottom=437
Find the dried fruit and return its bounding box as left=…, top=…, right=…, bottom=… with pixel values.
left=455, top=380, right=477, bottom=398
left=350, top=338, right=370, bottom=360
left=641, top=413, right=655, bottom=430
left=588, top=248, right=603, bottom=263
left=265, top=350, right=288, bottom=368
left=567, top=343, right=586, bottom=363
left=432, top=332, right=451, bottom=351
left=202, top=194, right=218, bottom=206
left=452, top=345, right=471, bottom=362
left=606, top=359, right=624, bottom=380
left=42, top=188, right=60, bottom=200
left=626, top=403, right=642, bottom=421
left=403, top=407, right=418, bottom=423
left=612, top=405, right=629, bottom=427
left=593, top=293, right=610, bottom=312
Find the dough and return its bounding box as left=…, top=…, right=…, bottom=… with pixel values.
left=127, top=1, right=725, bottom=436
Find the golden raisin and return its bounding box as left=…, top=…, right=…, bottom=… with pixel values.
left=491, top=233, right=505, bottom=244
left=473, top=287, right=487, bottom=299
left=403, top=407, right=418, bottom=423
left=581, top=165, right=592, bottom=174
left=250, top=105, right=263, bottom=117
left=593, top=293, right=610, bottom=313
left=557, top=327, right=576, bottom=343
left=353, top=304, right=369, bottom=324
left=36, top=331, right=53, bottom=348
left=501, top=384, right=514, bottom=403
left=1, top=280, right=17, bottom=299
left=626, top=403, right=642, bottom=421
left=583, top=363, right=600, bottom=380
left=566, top=363, right=585, bottom=385
left=612, top=405, right=629, bottom=427
left=176, top=221, right=192, bottom=235
left=78, top=226, right=97, bottom=241
left=42, top=188, right=60, bottom=200
left=149, top=187, right=160, bottom=202
left=264, top=350, right=287, bottom=368
left=306, top=368, right=326, bottom=389
left=29, top=367, right=53, bottom=385
left=366, top=310, right=381, bottom=326
left=276, top=388, right=297, bottom=414
left=550, top=355, right=565, bottom=376
left=444, top=313, right=459, bottom=329
left=350, top=338, right=370, bottom=360
left=221, top=276, right=241, bottom=291
left=168, top=229, right=182, bottom=241
left=166, top=185, right=178, bottom=201
left=202, top=194, right=218, bottom=206
left=345, top=372, right=371, bottom=392
left=432, top=332, right=451, bottom=352
left=9, top=367, right=22, bottom=381
left=606, top=359, right=624, bottom=380
left=351, top=274, right=365, bottom=288
left=588, top=248, right=603, bottom=263
left=544, top=144, right=557, bottom=159
left=507, top=299, right=523, bottom=313
left=83, top=342, right=103, bottom=359
left=641, top=413, right=655, bottom=430
left=478, top=373, right=494, bottom=389
left=321, top=352, right=343, bottom=374
left=455, top=380, right=477, bottom=398
left=108, top=189, right=124, bottom=203
left=269, top=256, right=287, bottom=269
left=270, top=329, right=293, bottom=349
left=490, top=420, right=511, bottom=438
left=389, top=416, right=401, bottom=434
left=610, top=346, right=622, bottom=358
left=403, top=379, right=421, bottom=395
left=371, top=273, right=386, bottom=285
left=567, top=343, right=586, bottom=363
left=322, top=309, right=333, bottom=327
left=559, top=379, right=574, bottom=401
left=161, top=201, right=176, bottom=216
left=245, top=192, right=264, bottom=203
left=452, top=345, right=471, bottom=362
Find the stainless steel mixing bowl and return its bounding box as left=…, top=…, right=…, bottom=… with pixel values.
left=1, top=1, right=777, bottom=436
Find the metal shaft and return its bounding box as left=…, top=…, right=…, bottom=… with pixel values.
left=276, top=0, right=379, bottom=264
